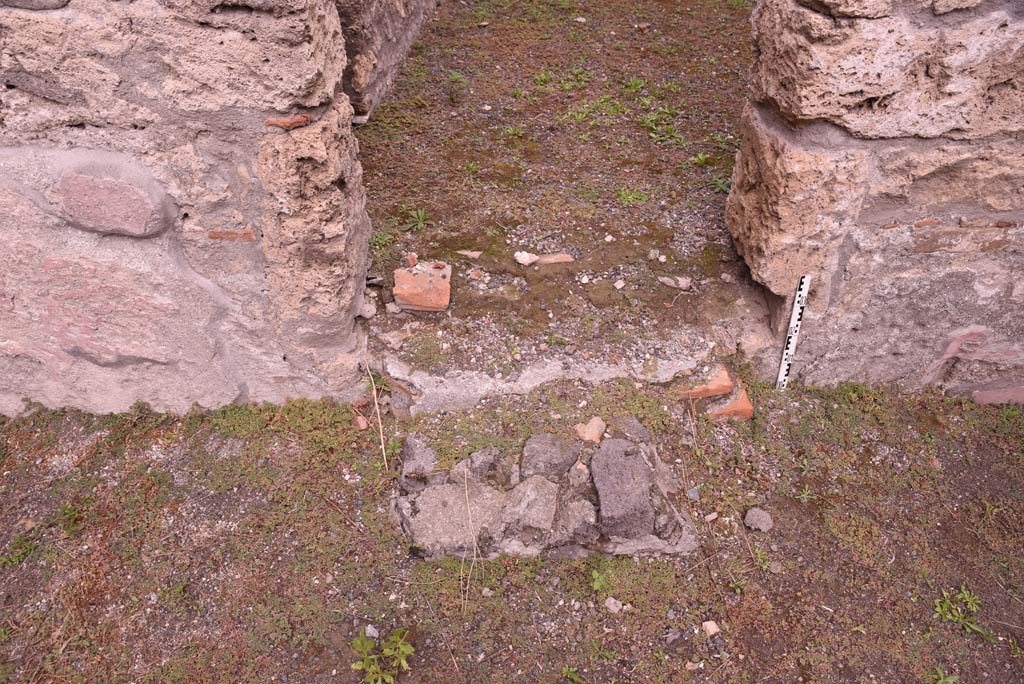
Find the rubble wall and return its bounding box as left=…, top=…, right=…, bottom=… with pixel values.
left=0, top=0, right=379, bottom=414
left=727, top=0, right=1024, bottom=401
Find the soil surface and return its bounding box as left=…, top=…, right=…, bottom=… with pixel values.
left=2, top=380, right=1023, bottom=683
left=360, top=0, right=768, bottom=380
left=2, top=2, right=1023, bottom=684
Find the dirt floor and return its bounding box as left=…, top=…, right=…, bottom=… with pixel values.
left=2, top=1, right=1024, bottom=684
left=360, top=0, right=766, bottom=379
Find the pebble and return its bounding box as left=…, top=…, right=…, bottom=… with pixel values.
left=613, top=279, right=625, bottom=290
left=768, top=560, right=784, bottom=574
left=365, top=624, right=379, bottom=639
left=604, top=234, right=614, bottom=242
left=579, top=275, right=590, bottom=284
left=665, top=628, right=682, bottom=645
left=574, top=16, right=587, bottom=23
left=385, top=302, right=402, bottom=315
left=704, top=511, right=719, bottom=522
left=702, top=620, right=720, bottom=637
left=744, top=506, right=774, bottom=532
left=604, top=596, right=623, bottom=613
left=514, top=251, right=539, bottom=266
left=482, top=587, right=495, bottom=597
left=686, top=487, right=700, bottom=502
left=720, top=272, right=735, bottom=283
left=354, top=415, right=370, bottom=430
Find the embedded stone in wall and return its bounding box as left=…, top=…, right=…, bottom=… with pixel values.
left=56, top=173, right=171, bottom=237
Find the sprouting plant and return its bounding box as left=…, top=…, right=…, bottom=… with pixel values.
left=615, top=188, right=648, bottom=207
left=463, top=161, right=481, bottom=176
left=351, top=627, right=416, bottom=684
left=351, top=631, right=388, bottom=684
left=369, top=231, right=395, bottom=253
left=930, top=667, right=959, bottom=684
left=711, top=177, right=731, bottom=193
left=0, top=534, right=37, bottom=568
left=591, top=569, right=609, bottom=592
left=689, top=152, right=712, bottom=167
left=365, top=370, right=390, bottom=395
left=559, top=66, right=591, bottom=92
left=796, top=484, right=817, bottom=503
left=382, top=628, right=415, bottom=674
left=562, top=666, right=586, bottom=683
left=501, top=125, right=525, bottom=138
left=933, top=585, right=995, bottom=641
left=58, top=502, right=85, bottom=535
left=623, top=76, right=646, bottom=95
left=445, top=70, right=468, bottom=104
left=533, top=68, right=554, bottom=87
left=754, top=547, right=770, bottom=572
left=400, top=208, right=435, bottom=232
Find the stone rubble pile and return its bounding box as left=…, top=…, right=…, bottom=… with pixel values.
left=393, top=417, right=699, bottom=559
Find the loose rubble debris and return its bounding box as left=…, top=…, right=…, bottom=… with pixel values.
left=658, top=275, right=692, bottom=291
left=514, top=251, right=575, bottom=266
left=674, top=365, right=755, bottom=422
left=743, top=506, right=774, bottom=532
left=707, top=379, right=754, bottom=421
left=574, top=416, right=606, bottom=443
left=392, top=259, right=451, bottom=312
left=677, top=365, right=733, bottom=400
left=393, top=417, right=699, bottom=558
left=514, top=251, right=539, bottom=266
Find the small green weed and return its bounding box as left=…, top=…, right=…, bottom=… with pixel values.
left=623, top=76, right=646, bottom=95
left=533, top=68, right=554, bottom=87
left=591, top=569, right=609, bottom=593
left=562, top=665, right=587, bottom=683
left=933, top=585, right=995, bottom=642
left=370, top=230, right=396, bottom=253
left=711, top=177, right=731, bottom=193
left=930, top=667, right=959, bottom=684
left=689, top=152, right=712, bottom=167
left=445, top=70, right=468, bottom=104
left=615, top=188, right=648, bottom=207
left=351, top=627, right=416, bottom=684
left=400, top=208, right=435, bottom=233
left=0, top=534, right=37, bottom=568
left=58, top=502, right=85, bottom=536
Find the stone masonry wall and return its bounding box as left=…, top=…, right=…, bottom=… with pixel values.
left=728, top=0, right=1024, bottom=402
left=337, top=0, right=439, bottom=119
left=0, top=0, right=381, bottom=414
